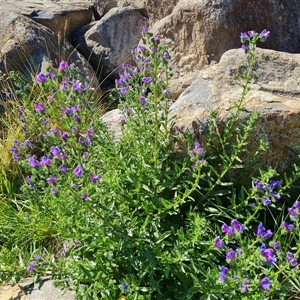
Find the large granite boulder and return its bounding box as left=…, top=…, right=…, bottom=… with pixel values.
left=0, top=0, right=93, bottom=40
left=169, top=47, right=300, bottom=172
left=88, top=0, right=147, bottom=18
left=151, top=0, right=300, bottom=98
left=0, top=11, right=97, bottom=92
left=72, top=6, right=148, bottom=80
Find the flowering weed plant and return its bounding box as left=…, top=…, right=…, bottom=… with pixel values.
left=0, top=27, right=300, bottom=300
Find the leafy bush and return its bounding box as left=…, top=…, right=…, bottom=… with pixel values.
left=1, top=27, right=300, bottom=300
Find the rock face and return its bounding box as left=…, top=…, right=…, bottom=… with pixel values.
left=0, top=11, right=95, bottom=86
left=169, top=48, right=300, bottom=172
left=72, top=6, right=148, bottom=80
left=0, top=1, right=92, bottom=40
left=151, top=0, right=300, bottom=98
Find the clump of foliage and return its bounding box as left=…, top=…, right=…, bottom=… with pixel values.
left=1, top=27, right=300, bottom=300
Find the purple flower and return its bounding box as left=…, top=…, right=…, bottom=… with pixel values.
left=262, top=196, right=272, bottom=206
left=123, top=108, right=132, bottom=115
left=13, top=154, right=21, bottom=161
left=142, top=77, right=153, bottom=84
left=28, top=156, right=40, bottom=167
left=51, top=188, right=59, bottom=195
left=287, top=252, right=297, bottom=267
left=218, top=266, right=228, bottom=282
left=51, top=127, right=59, bottom=134
left=259, top=29, right=270, bottom=40
left=247, top=30, right=257, bottom=37
left=86, top=128, right=93, bottom=136
left=36, top=73, right=47, bottom=83
left=241, top=44, right=248, bottom=52
left=41, top=156, right=51, bottom=166
left=142, top=26, right=148, bottom=33
left=27, top=262, right=35, bottom=272
left=221, top=224, right=235, bottom=236
left=73, top=165, right=83, bottom=178
left=281, top=221, right=294, bottom=231
left=254, top=179, right=266, bottom=190
left=231, top=219, right=245, bottom=233
left=257, top=223, right=265, bottom=237
left=240, top=32, right=248, bottom=41
left=47, top=175, right=57, bottom=184
left=34, top=103, right=46, bottom=112
left=262, top=229, right=273, bottom=239
left=35, top=255, right=41, bottom=261
left=83, top=138, right=91, bottom=146
left=89, top=174, right=101, bottom=182
left=270, top=191, right=281, bottom=201
left=60, top=152, right=67, bottom=160
left=271, top=241, right=280, bottom=249
left=260, top=247, right=276, bottom=265
left=120, top=118, right=126, bottom=124
left=122, top=283, right=129, bottom=291
left=59, top=164, right=67, bottom=173
left=214, top=236, right=225, bottom=249
left=82, top=151, right=89, bottom=158
left=50, top=146, right=60, bottom=157
left=139, top=96, right=147, bottom=105
left=60, top=132, right=69, bottom=140
left=74, top=115, right=81, bottom=122
left=226, top=249, right=236, bottom=261
left=241, top=284, right=247, bottom=293
left=260, top=277, right=271, bottom=291
left=119, top=87, right=128, bottom=95
left=269, top=179, right=280, bottom=188
left=294, top=201, right=300, bottom=209
left=72, top=80, right=82, bottom=91
left=59, top=60, right=68, bottom=71
left=288, top=207, right=297, bottom=218
left=48, top=71, right=55, bottom=79
left=163, top=52, right=170, bottom=61
left=81, top=193, right=88, bottom=200
left=26, top=176, right=32, bottom=183
left=10, top=146, right=18, bottom=154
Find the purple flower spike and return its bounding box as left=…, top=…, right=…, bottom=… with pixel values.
left=214, top=236, right=225, bottom=249
left=294, top=200, right=300, bottom=209
left=73, top=165, right=83, bottom=178
left=260, top=277, right=271, bottom=291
